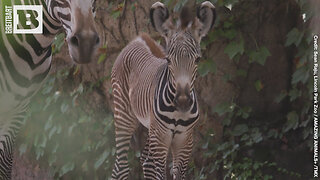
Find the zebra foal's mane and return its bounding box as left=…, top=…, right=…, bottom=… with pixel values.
left=140, top=32, right=165, bottom=58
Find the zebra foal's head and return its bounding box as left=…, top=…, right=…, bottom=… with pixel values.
left=150, top=1, right=216, bottom=111
left=50, top=0, right=100, bottom=64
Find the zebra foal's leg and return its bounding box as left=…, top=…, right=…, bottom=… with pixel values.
left=111, top=113, right=138, bottom=180
left=143, top=128, right=171, bottom=180
left=111, top=84, right=139, bottom=180
left=171, top=133, right=193, bottom=180
left=140, top=135, right=149, bottom=166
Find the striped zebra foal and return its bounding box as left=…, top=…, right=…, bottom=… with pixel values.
left=111, top=1, right=216, bottom=179
left=0, top=0, right=99, bottom=179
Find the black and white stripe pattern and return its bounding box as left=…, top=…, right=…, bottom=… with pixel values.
left=0, top=0, right=98, bottom=179
left=111, top=1, right=216, bottom=179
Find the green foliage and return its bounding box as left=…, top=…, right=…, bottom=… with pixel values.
left=198, top=59, right=217, bottom=77
left=248, top=47, right=271, bottom=66
left=191, top=0, right=311, bottom=179
left=52, top=33, right=65, bottom=54
left=224, top=39, right=244, bottom=59
left=283, top=111, right=299, bottom=133
left=17, top=0, right=313, bottom=179
left=254, top=80, right=263, bottom=92
left=98, top=44, right=108, bottom=64
left=19, top=66, right=115, bottom=179
left=232, top=124, right=248, bottom=136
left=111, top=2, right=124, bottom=19
left=231, top=158, right=274, bottom=180
left=285, top=28, right=304, bottom=47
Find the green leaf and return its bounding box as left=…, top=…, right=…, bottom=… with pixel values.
left=82, top=160, right=89, bottom=172
left=302, top=127, right=311, bottom=140
left=285, top=28, right=304, bottom=47
left=61, top=103, right=69, bottom=113
left=201, top=31, right=217, bottom=49
left=52, top=143, right=59, bottom=154
left=283, top=111, right=299, bottom=132
left=223, top=29, right=237, bottom=39
left=241, top=134, right=249, bottom=141
left=41, top=78, right=55, bottom=94
left=19, top=143, right=27, bottom=156
left=198, top=59, right=217, bottom=77
left=223, top=21, right=233, bottom=28
left=202, top=142, right=209, bottom=149
left=248, top=47, right=271, bottom=65
left=131, top=3, right=136, bottom=11
left=224, top=40, right=244, bottom=59
left=254, top=80, right=263, bottom=92
left=94, top=150, right=109, bottom=170
left=288, top=88, right=302, bottom=101
left=44, top=115, right=53, bottom=131
left=78, top=116, right=91, bottom=123
left=49, top=126, right=57, bottom=139
left=111, top=11, right=121, bottom=19
left=291, top=66, right=309, bottom=84
left=236, top=69, right=247, bottom=77
left=98, top=53, right=107, bottom=64
left=232, top=124, right=249, bottom=136
left=213, top=102, right=235, bottom=116
left=52, top=33, right=65, bottom=54
left=264, top=175, right=273, bottom=180
left=267, top=129, right=279, bottom=138
left=251, top=129, right=263, bottom=143
left=59, top=162, right=75, bottom=177
left=73, top=65, right=80, bottom=76
left=173, top=0, right=188, bottom=12
left=222, top=73, right=232, bottom=82
left=223, top=0, right=239, bottom=8
left=222, top=117, right=232, bottom=126
left=35, top=148, right=44, bottom=160
left=48, top=155, right=57, bottom=166
left=39, top=136, right=47, bottom=148
left=274, top=91, right=287, bottom=103
left=236, top=106, right=252, bottom=119
left=76, top=83, right=84, bottom=94
left=68, top=122, right=77, bottom=136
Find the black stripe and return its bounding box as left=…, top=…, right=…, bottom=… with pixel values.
left=154, top=67, right=199, bottom=127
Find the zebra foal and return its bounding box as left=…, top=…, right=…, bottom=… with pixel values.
left=111, top=1, right=216, bottom=179
left=0, top=0, right=100, bottom=179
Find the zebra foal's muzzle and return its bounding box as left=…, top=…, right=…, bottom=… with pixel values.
left=173, top=84, right=192, bottom=112
left=68, top=31, right=100, bottom=64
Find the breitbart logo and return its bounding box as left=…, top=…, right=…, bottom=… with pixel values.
left=4, top=5, right=43, bottom=34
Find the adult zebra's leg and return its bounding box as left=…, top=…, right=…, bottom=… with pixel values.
left=143, top=128, right=170, bottom=180
left=171, top=133, right=193, bottom=180
left=0, top=112, right=25, bottom=180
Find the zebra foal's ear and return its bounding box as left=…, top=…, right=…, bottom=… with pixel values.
left=150, top=2, right=173, bottom=37
left=194, top=1, right=216, bottom=40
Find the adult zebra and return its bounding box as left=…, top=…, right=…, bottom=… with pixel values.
left=0, top=0, right=100, bottom=179
left=111, top=1, right=216, bottom=179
